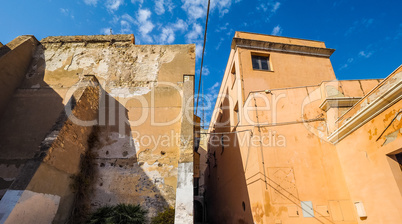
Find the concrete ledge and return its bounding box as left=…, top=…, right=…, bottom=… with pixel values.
left=41, top=34, right=135, bottom=44
left=319, top=97, right=362, bottom=112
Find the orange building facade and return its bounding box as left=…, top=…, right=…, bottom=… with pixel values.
left=204, top=31, right=402, bottom=224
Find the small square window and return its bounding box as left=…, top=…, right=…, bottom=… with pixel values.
left=301, top=201, right=315, bottom=217
left=252, top=55, right=271, bottom=71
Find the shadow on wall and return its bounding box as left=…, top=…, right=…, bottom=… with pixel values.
left=0, top=42, right=170, bottom=223
left=194, top=143, right=207, bottom=223
left=87, top=89, right=170, bottom=220
left=0, top=43, right=64, bottom=200
left=205, top=93, right=254, bottom=224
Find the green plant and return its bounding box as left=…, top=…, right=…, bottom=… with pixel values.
left=86, top=206, right=115, bottom=224
left=87, top=204, right=148, bottom=224
left=151, top=207, right=175, bottom=224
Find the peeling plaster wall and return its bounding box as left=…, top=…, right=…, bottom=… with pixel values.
left=39, top=36, right=195, bottom=220
left=34, top=39, right=185, bottom=98
left=0, top=34, right=195, bottom=223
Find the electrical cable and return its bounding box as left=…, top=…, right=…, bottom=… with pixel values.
left=195, top=0, right=211, bottom=116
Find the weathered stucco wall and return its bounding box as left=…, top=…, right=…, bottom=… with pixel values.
left=0, top=34, right=195, bottom=223
left=0, top=35, right=39, bottom=117
left=39, top=36, right=194, bottom=221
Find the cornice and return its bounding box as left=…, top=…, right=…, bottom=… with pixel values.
left=319, top=97, right=362, bottom=112
left=231, top=37, right=335, bottom=58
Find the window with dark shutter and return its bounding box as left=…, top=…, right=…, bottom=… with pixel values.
left=252, top=55, right=271, bottom=71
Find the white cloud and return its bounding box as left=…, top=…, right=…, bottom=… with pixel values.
left=219, top=9, right=229, bottom=17
left=138, top=8, right=151, bottom=22
left=111, top=15, right=120, bottom=24
left=358, top=51, right=373, bottom=58
left=185, top=23, right=204, bottom=58
left=215, top=37, right=225, bottom=50
left=217, top=0, right=232, bottom=17
left=257, top=0, right=281, bottom=20
left=120, top=20, right=132, bottom=34
left=60, top=8, right=74, bottom=19
left=154, top=0, right=174, bottom=15
left=136, top=9, right=155, bottom=43
left=271, top=25, right=283, bottom=35
left=203, top=67, right=210, bottom=76
left=173, top=19, right=188, bottom=31
left=208, top=82, right=220, bottom=93
left=117, top=14, right=135, bottom=34
left=106, top=0, right=124, bottom=12
left=216, top=22, right=229, bottom=32
left=345, top=18, right=374, bottom=36
left=186, top=23, right=203, bottom=43
left=226, top=28, right=234, bottom=37
left=339, top=58, right=354, bottom=70
left=181, top=0, right=239, bottom=21
left=155, top=0, right=166, bottom=15
left=101, top=27, right=112, bottom=35
left=160, top=27, right=175, bottom=44
left=195, top=44, right=203, bottom=58
left=60, top=8, right=69, bottom=15
left=271, top=2, right=280, bottom=13
left=155, top=19, right=187, bottom=44
left=181, top=0, right=205, bottom=21
left=83, top=0, right=98, bottom=6
left=122, top=13, right=135, bottom=24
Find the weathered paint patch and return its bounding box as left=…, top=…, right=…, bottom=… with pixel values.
left=95, top=132, right=137, bottom=159
left=174, top=162, right=194, bottom=224
left=42, top=43, right=179, bottom=96
left=0, top=190, right=60, bottom=224
left=109, top=87, right=151, bottom=98
left=382, top=129, right=402, bottom=146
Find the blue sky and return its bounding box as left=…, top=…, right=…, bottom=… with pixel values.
left=1, top=0, right=402, bottom=123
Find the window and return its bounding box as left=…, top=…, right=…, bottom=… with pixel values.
left=252, top=55, right=271, bottom=71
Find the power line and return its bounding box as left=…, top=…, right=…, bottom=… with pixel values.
left=195, top=0, right=211, bottom=116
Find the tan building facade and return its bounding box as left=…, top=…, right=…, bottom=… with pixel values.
left=0, top=35, right=195, bottom=223
left=205, top=31, right=402, bottom=224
